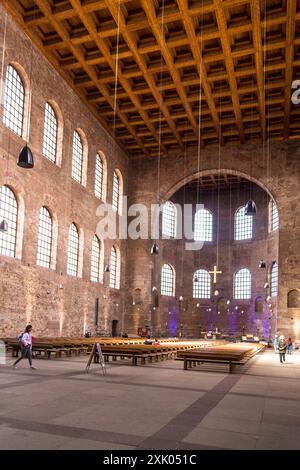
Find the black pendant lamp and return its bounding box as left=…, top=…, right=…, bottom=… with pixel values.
left=259, top=260, right=266, bottom=269
left=17, top=145, right=34, bottom=169
left=151, top=241, right=159, bottom=255
left=104, top=264, right=110, bottom=273
left=0, top=219, right=8, bottom=232
left=245, top=200, right=257, bottom=216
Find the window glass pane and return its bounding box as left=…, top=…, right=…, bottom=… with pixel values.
left=161, top=264, right=175, bottom=296
left=42, top=103, right=58, bottom=163
left=234, top=268, right=251, bottom=299
left=94, top=154, right=104, bottom=199
left=36, top=207, right=52, bottom=268
left=67, top=224, right=79, bottom=276
left=0, top=185, right=18, bottom=258
left=3, top=65, right=25, bottom=136
left=193, top=269, right=211, bottom=298
left=162, top=201, right=176, bottom=237
left=72, top=131, right=83, bottom=184
left=234, top=206, right=253, bottom=241
left=194, top=209, right=213, bottom=242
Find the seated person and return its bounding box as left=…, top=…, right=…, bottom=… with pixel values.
left=152, top=338, right=160, bottom=345
left=144, top=335, right=153, bottom=345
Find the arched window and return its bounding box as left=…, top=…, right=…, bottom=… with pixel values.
left=193, top=269, right=211, bottom=299
left=42, top=102, right=58, bottom=163
left=112, top=170, right=123, bottom=213
left=162, top=201, right=176, bottom=237
left=67, top=223, right=79, bottom=276
left=109, top=245, right=120, bottom=289
left=271, top=262, right=278, bottom=297
left=194, top=208, right=213, bottom=242
left=234, top=268, right=251, bottom=299
left=3, top=65, right=25, bottom=136
left=269, top=200, right=279, bottom=232
left=234, top=206, right=253, bottom=240
left=36, top=207, right=53, bottom=268
left=90, top=235, right=104, bottom=283
left=94, top=152, right=106, bottom=200
left=161, top=263, right=175, bottom=296
left=0, top=185, right=18, bottom=258
left=72, top=131, right=84, bottom=184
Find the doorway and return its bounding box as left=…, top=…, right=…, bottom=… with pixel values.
left=112, top=320, right=118, bottom=337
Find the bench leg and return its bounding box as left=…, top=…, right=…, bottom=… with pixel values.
left=184, top=359, right=187, bottom=370
left=229, top=362, right=232, bottom=373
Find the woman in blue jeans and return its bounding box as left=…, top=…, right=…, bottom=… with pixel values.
left=287, top=337, right=293, bottom=354
left=13, top=324, right=36, bottom=369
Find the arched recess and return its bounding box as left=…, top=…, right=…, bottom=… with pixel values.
left=255, top=296, right=264, bottom=313
left=288, top=290, right=300, bottom=308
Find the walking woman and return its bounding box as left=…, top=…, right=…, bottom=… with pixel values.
left=13, top=325, right=36, bottom=370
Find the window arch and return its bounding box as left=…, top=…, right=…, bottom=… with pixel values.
left=3, top=64, right=25, bottom=136
left=91, top=235, right=104, bottom=283
left=269, top=200, right=279, bottom=232
left=0, top=185, right=18, bottom=258
left=112, top=169, right=123, bottom=214
left=36, top=207, right=53, bottom=268
left=94, top=152, right=107, bottom=201
left=67, top=223, right=79, bottom=276
left=270, top=262, right=278, bottom=297
left=194, top=208, right=213, bottom=242
left=42, top=102, right=58, bottom=163
left=109, top=245, right=120, bottom=289
left=234, top=206, right=253, bottom=240
left=161, top=263, right=175, bottom=296
left=234, top=268, right=251, bottom=299
left=162, top=201, right=176, bottom=237
left=193, top=269, right=211, bottom=299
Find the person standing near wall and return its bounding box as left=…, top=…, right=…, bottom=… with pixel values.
left=287, top=337, right=293, bottom=354
left=278, top=335, right=287, bottom=364
left=13, top=325, right=36, bottom=370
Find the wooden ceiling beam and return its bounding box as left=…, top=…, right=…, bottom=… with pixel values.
left=214, top=0, right=245, bottom=143
left=33, top=0, right=150, bottom=156
left=283, top=0, right=297, bottom=138
left=177, top=0, right=223, bottom=145
left=104, top=0, right=184, bottom=150
left=140, top=0, right=199, bottom=141
left=251, top=0, right=265, bottom=137
left=69, top=0, right=167, bottom=154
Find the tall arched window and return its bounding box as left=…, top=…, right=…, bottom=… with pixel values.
left=269, top=200, right=279, bottom=232
left=94, top=153, right=106, bottom=200
left=161, top=263, right=175, bottom=296
left=36, top=207, right=53, bottom=268
left=234, top=206, right=253, bottom=240
left=271, top=262, right=278, bottom=297
left=0, top=185, right=18, bottom=258
left=162, top=201, right=176, bottom=237
left=72, top=131, right=84, bottom=184
left=3, top=65, right=25, bottom=136
left=193, top=269, right=211, bottom=299
left=42, top=102, right=58, bottom=163
left=67, top=223, right=79, bottom=276
left=112, top=170, right=123, bottom=213
left=194, top=209, right=213, bottom=241
left=234, top=268, right=251, bottom=299
left=91, top=235, right=104, bottom=283
left=110, top=245, right=120, bottom=289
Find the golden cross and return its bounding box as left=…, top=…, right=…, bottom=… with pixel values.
left=209, top=265, right=222, bottom=284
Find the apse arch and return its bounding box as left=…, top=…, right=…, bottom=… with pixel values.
left=162, top=169, right=278, bottom=208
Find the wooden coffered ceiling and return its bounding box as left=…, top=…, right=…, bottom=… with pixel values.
left=3, top=0, right=300, bottom=157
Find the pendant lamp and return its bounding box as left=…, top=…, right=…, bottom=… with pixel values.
left=0, top=219, right=8, bottom=232
left=245, top=200, right=257, bottom=216
left=151, top=241, right=159, bottom=255
left=17, top=145, right=34, bottom=169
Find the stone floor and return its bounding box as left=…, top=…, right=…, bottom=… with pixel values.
left=0, top=348, right=300, bottom=450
